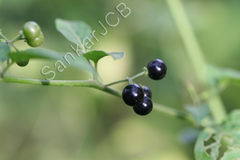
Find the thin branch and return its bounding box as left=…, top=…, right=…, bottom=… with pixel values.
left=105, top=70, right=147, bottom=86
left=1, top=61, right=13, bottom=77
left=12, top=44, right=20, bottom=52
left=2, top=76, right=122, bottom=97
left=1, top=76, right=195, bottom=125
left=11, top=34, right=24, bottom=43
left=0, top=33, right=10, bottom=42
left=153, top=102, right=195, bottom=125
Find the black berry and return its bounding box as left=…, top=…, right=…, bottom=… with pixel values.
left=147, top=59, right=167, bottom=80
left=133, top=96, right=153, bottom=116
left=143, top=86, right=152, bottom=99
left=122, top=84, right=144, bottom=106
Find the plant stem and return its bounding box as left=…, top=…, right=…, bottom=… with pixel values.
left=11, top=34, right=23, bottom=43
left=186, top=82, right=200, bottom=106
left=166, top=0, right=227, bottom=123
left=153, top=102, right=194, bottom=125
left=0, top=33, right=10, bottom=42
left=207, top=95, right=226, bottom=124
left=2, top=76, right=122, bottom=97
left=1, top=62, right=13, bottom=77
left=0, top=33, right=21, bottom=52
left=132, top=70, right=147, bottom=79
left=70, top=44, right=97, bottom=80
left=12, top=44, right=20, bottom=52
left=166, top=0, right=205, bottom=83
left=0, top=76, right=195, bottom=125
left=105, top=78, right=128, bottom=86
left=105, top=70, right=147, bottom=86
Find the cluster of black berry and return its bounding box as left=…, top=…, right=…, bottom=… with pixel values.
left=122, top=59, right=167, bottom=116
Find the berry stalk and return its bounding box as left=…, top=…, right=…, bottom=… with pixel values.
left=105, top=69, right=147, bottom=86
left=11, top=34, right=24, bottom=43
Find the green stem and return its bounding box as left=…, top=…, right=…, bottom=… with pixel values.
left=0, top=33, right=10, bottom=42
left=0, top=33, right=21, bottom=53
left=132, top=70, right=147, bottom=79
left=0, top=76, right=195, bottom=125
left=105, top=78, right=128, bottom=86
left=186, top=82, right=200, bottom=106
left=70, top=44, right=97, bottom=80
left=207, top=95, right=226, bottom=124
left=153, top=102, right=194, bottom=125
left=11, top=34, right=24, bottom=43
left=105, top=70, right=147, bottom=86
left=78, top=42, right=86, bottom=53
left=93, top=62, right=99, bottom=81
left=12, top=44, right=20, bottom=52
left=1, top=62, right=13, bottom=77
left=166, top=0, right=227, bottom=123
left=166, top=0, right=205, bottom=83
left=2, top=76, right=122, bottom=97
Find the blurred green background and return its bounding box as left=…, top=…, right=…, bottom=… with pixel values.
left=1, top=0, right=240, bottom=160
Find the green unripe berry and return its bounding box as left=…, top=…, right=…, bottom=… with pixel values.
left=23, top=21, right=41, bottom=41
left=27, top=31, right=44, bottom=47
left=16, top=59, right=29, bottom=67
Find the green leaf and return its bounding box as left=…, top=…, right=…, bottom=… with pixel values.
left=8, top=48, right=96, bottom=75
left=55, top=18, right=92, bottom=47
left=205, top=64, right=240, bottom=87
left=221, top=146, right=240, bottom=160
left=194, top=110, right=240, bottom=160
left=0, top=42, right=10, bottom=62
left=185, top=104, right=210, bottom=126
left=194, top=127, right=219, bottom=160
left=83, top=50, right=124, bottom=65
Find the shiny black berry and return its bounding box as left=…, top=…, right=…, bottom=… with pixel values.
left=143, top=86, right=152, bottom=99
left=122, top=84, right=144, bottom=106
left=133, top=96, right=153, bottom=116
left=147, top=59, right=167, bottom=80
